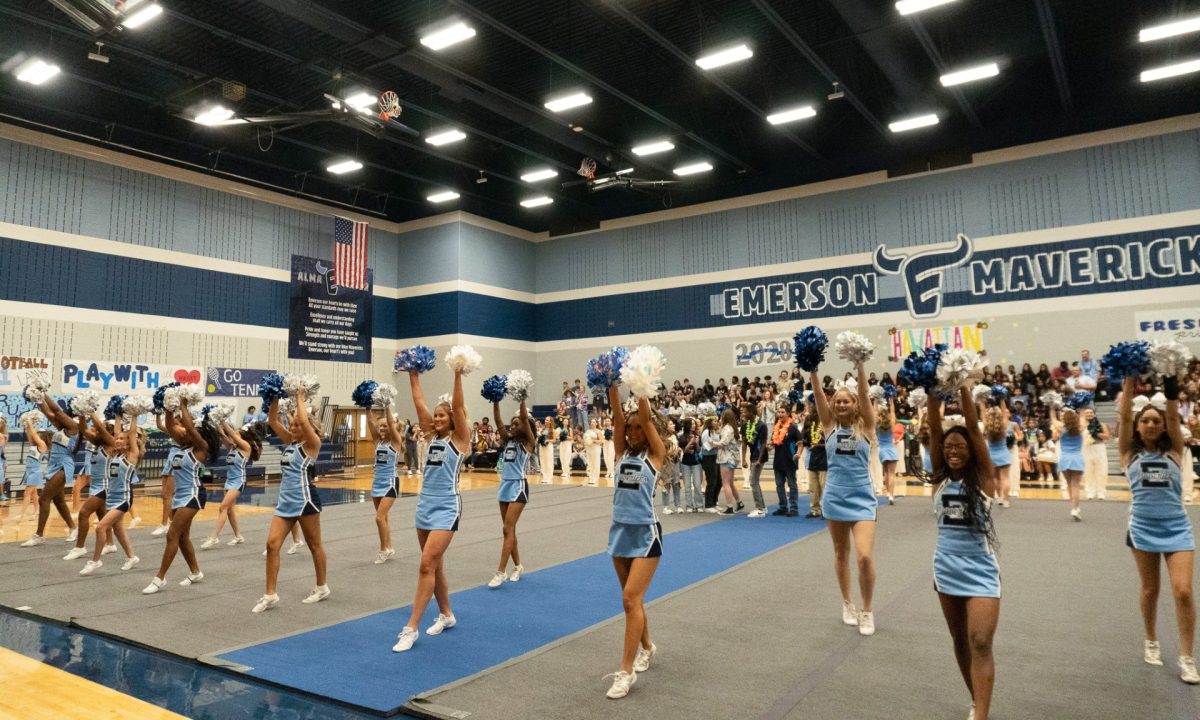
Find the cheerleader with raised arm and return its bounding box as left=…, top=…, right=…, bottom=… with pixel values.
left=80, top=413, right=141, bottom=575
left=20, top=396, right=78, bottom=545
left=152, top=411, right=179, bottom=538
left=980, top=399, right=1021, bottom=509
left=488, top=391, right=534, bottom=588
left=18, top=413, right=46, bottom=520
left=201, top=422, right=263, bottom=549
left=876, top=395, right=898, bottom=505
left=928, top=382, right=1001, bottom=720
left=63, top=414, right=114, bottom=562
left=367, top=405, right=404, bottom=564
left=1053, top=404, right=1087, bottom=521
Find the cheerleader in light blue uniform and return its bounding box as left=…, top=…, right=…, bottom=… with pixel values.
left=811, top=360, right=879, bottom=636
left=1118, top=375, right=1198, bottom=684
left=1054, top=406, right=1087, bottom=521
left=80, top=415, right=142, bottom=576
left=393, top=365, right=471, bottom=653
left=876, top=395, right=898, bottom=505
left=63, top=417, right=115, bottom=561
left=980, top=400, right=1018, bottom=509
left=20, top=396, right=79, bottom=546
left=19, top=416, right=47, bottom=520
left=201, top=422, right=263, bottom=550
left=143, top=404, right=218, bottom=595
left=488, top=396, right=535, bottom=588
left=927, top=382, right=1001, bottom=720
left=600, top=383, right=666, bottom=700
left=253, top=388, right=329, bottom=613
left=368, top=405, right=404, bottom=565
left=153, top=413, right=182, bottom=537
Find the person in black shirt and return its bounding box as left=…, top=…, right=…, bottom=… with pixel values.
left=770, top=402, right=803, bottom=516
left=743, top=404, right=770, bottom=517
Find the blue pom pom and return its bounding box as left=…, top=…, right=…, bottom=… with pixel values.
left=883, top=383, right=897, bottom=400
left=1065, top=391, right=1094, bottom=411
left=587, top=347, right=629, bottom=389
left=258, top=373, right=286, bottom=406
left=1100, top=341, right=1150, bottom=382
left=787, top=388, right=805, bottom=407
left=897, top=344, right=944, bottom=390
left=152, top=382, right=180, bottom=413
left=481, top=375, right=508, bottom=403
left=351, top=380, right=378, bottom=409
left=104, top=395, right=126, bottom=421
left=716, top=402, right=732, bottom=417
left=991, top=384, right=1009, bottom=398
left=395, top=345, right=437, bottom=374
left=793, top=326, right=828, bottom=372
left=1088, top=417, right=1103, bottom=439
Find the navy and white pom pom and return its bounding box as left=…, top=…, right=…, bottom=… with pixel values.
left=481, top=375, right=508, bottom=403
left=22, top=384, right=45, bottom=404
left=1064, top=391, right=1094, bottom=411
left=897, top=344, right=945, bottom=390
left=587, top=347, right=629, bottom=389
left=793, top=326, right=828, bottom=372
left=395, top=345, right=437, bottom=374
left=153, top=382, right=180, bottom=414
left=351, top=380, right=378, bottom=409
left=104, top=395, right=126, bottom=421
left=258, top=373, right=286, bottom=406
left=1100, top=341, right=1151, bottom=382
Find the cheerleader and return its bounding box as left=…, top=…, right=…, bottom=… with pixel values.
left=79, top=414, right=141, bottom=575
left=0, top=417, right=8, bottom=503
left=981, top=402, right=1020, bottom=509
left=142, top=406, right=217, bottom=594
left=71, top=423, right=90, bottom=514
left=1119, top=375, right=1198, bottom=684
left=585, top=419, right=603, bottom=486
left=810, top=360, right=878, bottom=635
left=603, top=417, right=616, bottom=480
left=1054, top=406, right=1086, bottom=521
left=1082, top=408, right=1110, bottom=501
left=928, top=383, right=1001, bottom=720
left=538, top=416, right=555, bottom=485
left=253, top=389, right=328, bottom=612
left=489, top=395, right=534, bottom=588
left=392, top=367, right=470, bottom=652
left=201, top=422, right=263, bottom=549
left=602, top=384, right=666, bottom=700
left=876, top=396, right=898, bottom=505
left=63, top=416, right=114, bottom=561
left=152, top=412, right=179, bottom=537
left=367, top=406, right=404, bottom=564
left=18, top=415, right=46, bottom=521
left=22, top=396, right=78, bottom=545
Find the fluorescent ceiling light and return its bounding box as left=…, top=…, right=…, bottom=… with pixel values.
left=674, top=162, right=713, bottom=176
left=631, top=140, right=674, bottom=156
left=520, top=196, right=553, bottom=208
left=615, top=167, right=634, bottom=175
left=544, top=92, right=593, bottom=112
left=1140, top=58, right=1200, bottom=82
left=343, top=92, right=375, bottom=110
left=695, top=44, right=753, bottom=70
left=425, top=129, right=466, bottom=146
left=420, top=21, right=476, bottom=50
left=1140, top=15, right=1200, bottom=43
left=122, top=3, right=163, bottom=29
left=766, top=105, right=816, bottom=125
left=896, top=0, right=958, bottom=16
left=939, top=62, right=1000, bottom=87
left=427, top=191, right=460, bottom=203
left=520, top=168, right=558, bottom=183
left=193, top=105, right=234, bottom=126
left=888, top=113, right=940, bottom=133
left=14, top=58, right=60, bottom=85
left=326, top=159, right=363, bottom=174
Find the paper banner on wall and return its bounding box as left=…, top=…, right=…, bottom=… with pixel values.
left=1136, top=309, right=1200, bottom=350
left=889, top=323, right=985, bottom=360
left=288, top=254, right=373, bottom=363
left=60, top=359, right=205, bottom=394
left=0, top=355, right=54, bottom=394
left=206, top=367, right=276, bottom=398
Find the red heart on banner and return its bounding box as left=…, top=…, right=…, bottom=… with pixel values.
left=174, top=369, right=201, bottom=385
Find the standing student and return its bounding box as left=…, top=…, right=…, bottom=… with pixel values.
left=142, top=406, right=217, bottom=594
left=877, top=396, right=899, bottom=505
left=1118, top=375, right=1198, bottom=684
left=658, top=421, right=682, bottom=515
left=79, top=414, right=141, bottom=576
left=538, top=416, right=556, bottom=485
left=678, top=419, right=703, bottom=513
left=810, top=359, right=879, bottom=636
left=585, top=419, right=603, bottom=487
left=927, top=383, right=1001, bottom=720
left=18, top=417, right=47, bottom=521
left=700, top=417, right=720, bottom=513
left=1082, top=408, right=1111, bottom=500
left=404, top=420, right=419, bottom=476
left=367, top=406, right=404, bottom=564
left=1055, top=407, right=1086, bottom=521
left=558, top=419, right=573, bottom=479
left=489, top=395, right=533, bottom=588
left=20, top=396, right=78, bottom=545
left=771, top=403, right=803, bottom=517
left=800, top=403, right=826, bottom=518
left=743, top=404, right=769, bottom=518
left=392, top=367, right=470, bottom=651
left=201, top=423, right=262, bottom=549
left=601, top=384, right=666, bottom=700
left=63, top=416, right=114, bottom=561
left=603, top=417, right=617, bottom=480
left=253, top=388, right=328, bottom=612
left=713, top=410, right=743, bottom=514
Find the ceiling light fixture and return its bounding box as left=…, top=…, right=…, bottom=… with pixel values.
left=420, top=21, right=476, bottom=50
left=888, top=113, right=940, bottom=133
left=674, top=162, right=713, bottom=176
left=425, top=129, right=466, bottom=146
left=1140, top=58, right=1200, bottom=82
left=343, top=91, right=375, bottom=110
left=326, top=159, right=363, bottom=174
left=193, top=105, right=234, bottom=126
left=896, top=0, right=958, bottom=16
left=544, top=92, right=593, bottom=112
left=631, top=140, right=675, bottom=156
left=520, top=196, right=554, bottom=208
left=939, top=62, right=1000, bottom=87
left=695, top=43, right=753, bottom=70
left=615, top=168, right=634, bottom=175
left=1140, top=15, right=1200, bottom=42
left=520, top=168, right=558, bottom=183
left=766, top=105, right=817, bottom=125
left=13, top=58, right=60, bottom=85
left=122, top=2, right=164, bottom=29
left=427, top=191, right=460, bottom=203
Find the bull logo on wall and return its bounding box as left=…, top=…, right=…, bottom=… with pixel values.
left=873, top=234, right=974, bottom=319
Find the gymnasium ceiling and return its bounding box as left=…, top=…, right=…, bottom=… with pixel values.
left=1, top=0, right=1198, bottom=235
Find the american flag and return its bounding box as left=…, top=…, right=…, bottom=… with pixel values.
left=333, top=216, right=370, bottom=290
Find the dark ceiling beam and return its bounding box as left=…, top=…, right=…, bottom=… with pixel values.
left=1033, top=0, right=1073, bottom=115
left=904, top=19, right=983, bottom=129
left=750, top=0, right=886, bottom=136
left=441, top=0, right=753, bottom=172
left=593, top=0, right=823, bottom=161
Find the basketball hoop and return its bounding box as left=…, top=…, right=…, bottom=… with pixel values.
left=577, top=157, right=597, bottom=180
left=378, top=90, right=401, bottom=120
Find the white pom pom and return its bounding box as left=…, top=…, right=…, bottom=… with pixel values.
left=942, top=414, right=967, bottom=431
left=1039, top=390, right=1063, bottom=408
left=437, top=393, right=452, bottom=405
left=445, top=345, right=483, bottom=375
left=122, top=395, right=154, bottom=418
left=19, top=410, right=45, bottom=427
left=372, top=383, right=397, bottom=408
left=162, top=386, right=183, bottom=412
left=697, top=401, right=716, bottom=418
left=619, top=345, right=666, bottom=399
left=278, top=397, right=295, bottom=416
left=678, top=402, right=697, bottom=418
left=179, top=386, right=204, bottom=410
left=70, top=390, right=102, bottom=416
left=907, top=388, right=928, bottom=409
left=1148, top=340, right=1194, bottom=379
left=283, top=373, right=321, bottom=398
left=506, top=369, right=534, bottom=402
left=206, top=403, right=235, bottom=426
left=971, top=384, right=991, bottom=404
left=868, top=384, right=884, bottom=403
left=834, top=331, right=875, bottom=364
left=936, top=349, right=987, bottom=393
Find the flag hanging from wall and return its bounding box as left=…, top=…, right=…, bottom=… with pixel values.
left=333, top=216, right=369, bottom=290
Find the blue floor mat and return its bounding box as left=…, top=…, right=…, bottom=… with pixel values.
left=217, top=512, right=830, bottom=714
